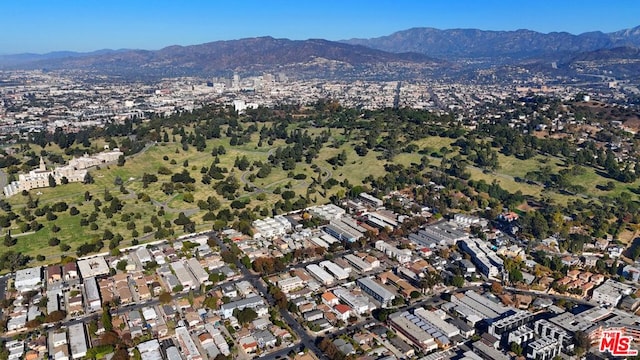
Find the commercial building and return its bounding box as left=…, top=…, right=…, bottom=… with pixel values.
left=323, top=218, right=365, bottom=243
left=357, top=277, right=395, bottom=308
left=309, top=237, right=329, bottom=249
left=14, top=267, right=42, bottom=292
left=68, top=323, right=88, bottom=359
left=409, top=222, right=469, bottom=247
left=549, top=306, right=613, bottom=333
left=471, top=340, right=510, bottom=360
left=414, top=308, right=461, bottom=338
left=450, top=291, right=510, bottom=321
left=365, top=211, right=398, bottom=229
left=388, top=312, right=438, bottom=352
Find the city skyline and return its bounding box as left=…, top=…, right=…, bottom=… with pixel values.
left=1, top=0, right=639, bottom=54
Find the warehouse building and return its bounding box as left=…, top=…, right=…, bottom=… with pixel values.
left=388, top=312, right=438, bottom=352
left=409, top=222, right=469, bottom=248
left=306, top=264, right=335, bottom=286
left=320, top=260, right=349, bottom=280
left=357, top=277, right=395, bottom=308
left=344, top=254, right=373, bottom=273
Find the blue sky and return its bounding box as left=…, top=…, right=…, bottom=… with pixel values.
left=1, top=0, right=638, bottom=54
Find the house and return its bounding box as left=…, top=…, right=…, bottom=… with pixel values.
left=63, top=262, right=78, bottom=281
left=47, top=265, right=62, bottom=284
left=117, top=285, right=133, bottom=304
left=303, top=310, right=324, bottom=322
left=321, top=292, right=339, bottom=306
left=254, top=330, right=277, bottom=348
left=239, top=336, right=258, bottom=353
left=333, top=304, right=352, bottom=321
left=333, top=339, right=355, bottom=356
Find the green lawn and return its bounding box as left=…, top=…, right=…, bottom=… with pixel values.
left=3, top=128, right=639, bottom=262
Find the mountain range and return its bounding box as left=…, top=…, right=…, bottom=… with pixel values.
left=343, top=26, right=640, bottom=61
left=2, top=26, right=640, bottom=79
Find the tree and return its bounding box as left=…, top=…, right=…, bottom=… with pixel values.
left=234, top=307, right=258, bottom=325
left=101, top=307, right=113, bottom=331
left=84, top=172, right=94, bottom=184
left=44, top=310, right=67, bottom=323
left=509, top=268, right=524, bottom=283
left=48, top=237, right=61, bottom=246
left=117, top=154, right=126, bottom=167
left=158, top=291, right=173, bottom=304
left=451, top=275, right=464, bottom=288
left=48, top=174, right=56, bottom=188
left=3, top=233, right=16, bottom=247
left=510, top=342, right=523, bottom=356
left=116, top=260, right=127, bottom=271
left=490, top=282, right=504, bottom=294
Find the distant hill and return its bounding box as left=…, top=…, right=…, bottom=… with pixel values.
left=342, top=26, right=640, bottom=61
left=0, top=49, right=127, bottom=67
left=6, top=37, right=439, bottom=78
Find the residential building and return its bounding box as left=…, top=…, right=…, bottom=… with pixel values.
left=68, top=323, right=87, bottom=360
left=83, top=277, right=101, bottom=312
left=77, top=257, right=110, bottom=279
left=375, top=240, right=412, bottom=263
left=219, top=296, right=265, bottom=319
left=278, top=276, right=304, bottom=293
left=526, top=337, right=561, bottom=360
left=14, top=267, right=42, bottom=292
left=591, top=279, right=635, bottom=306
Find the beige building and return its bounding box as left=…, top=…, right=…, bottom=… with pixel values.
left=3, top=149, right=123, bottom=197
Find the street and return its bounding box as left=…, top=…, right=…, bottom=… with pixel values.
left=208, top=231, right=329, bottom=360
